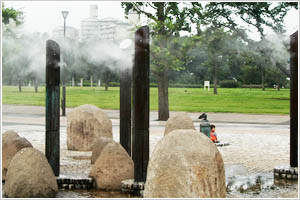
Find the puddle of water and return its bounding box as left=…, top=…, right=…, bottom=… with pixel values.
left=56, top=189, right=138, bottom=198
left=225, top=164, right=298, bottom=198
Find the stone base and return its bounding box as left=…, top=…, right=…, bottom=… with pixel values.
left=274, top=165, right=298, bottom=182
left=57, top=177, right=94, bottom=190
left=215, top=142, right=230, bottom=147
left=121, top=179, right=144, bottom=196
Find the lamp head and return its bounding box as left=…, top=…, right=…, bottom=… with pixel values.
left=61, top=11, right=69, bottom=19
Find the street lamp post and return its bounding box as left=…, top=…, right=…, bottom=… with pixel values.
left=61, top=10, right=69, bottom=116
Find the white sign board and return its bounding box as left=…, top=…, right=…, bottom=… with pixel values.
left=204, top=81, right=210, bottom=91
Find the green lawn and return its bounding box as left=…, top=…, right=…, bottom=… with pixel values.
left=2, top=86, right=290, bottom=114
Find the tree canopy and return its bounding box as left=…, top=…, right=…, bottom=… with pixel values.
left=122, top=2, right=297, bottom=120
left=2, top=3, right=23, bottom=25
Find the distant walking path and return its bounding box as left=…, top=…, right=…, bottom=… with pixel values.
left=2, top=104, right=289, bottom=126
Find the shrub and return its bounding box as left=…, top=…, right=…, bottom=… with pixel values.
left=242, top=84, right=268, bottom=88
left=150, top=83, right=203, bottom=88
left=219, top=80, right=239, bottom=88
left=109, top=82, right=120, bottom=87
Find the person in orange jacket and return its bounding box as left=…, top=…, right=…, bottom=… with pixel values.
left=210, top=124, right=219, bottom=143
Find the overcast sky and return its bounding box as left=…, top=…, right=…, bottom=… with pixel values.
left=2, top=1, right=299, bottom=40
left=3, top=1, right=127, bottom=33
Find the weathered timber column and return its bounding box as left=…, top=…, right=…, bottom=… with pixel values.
left=290, top=31, right=298, bottom=167
left=132, top=26, right=149, bottom=182
left=120, top=68, right=132, bottom=155
left=61, top=60, right=66, bottom=116
left=62, top=85, right=66, bottom=116
left=46, top=40, right=60, bottom=176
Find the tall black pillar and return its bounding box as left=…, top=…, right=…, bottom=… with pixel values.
left=45, top=40, right=60, bottom=176
left=132, top=26, right=150, bottom=182
left=120, top=68, right=132, bottom=156
left=290, top=31, right=298, bottom=168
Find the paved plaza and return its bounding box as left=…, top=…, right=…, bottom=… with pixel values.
left=1, top=104, right=297, bottom=198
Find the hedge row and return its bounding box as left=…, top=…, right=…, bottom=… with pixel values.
left=219, top=80, right=239, bottom=88
left=241, top=84, right=268, bottom=88
left=68, top=81, right=271, bottom=89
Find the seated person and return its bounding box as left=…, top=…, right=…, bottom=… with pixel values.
left=210, top=124, right=219, bottom=143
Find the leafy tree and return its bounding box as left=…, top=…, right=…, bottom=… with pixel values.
left=122, top=2, right=193, bottom=120
left=2, top=4, right=27, bottom=91
left=122, top=2, right=297, bottom=120
left=240, top=65, right=261, bottom=85
left=2, top=3, right=23, bottom=25
left=198, top=27, right=244, bottom=94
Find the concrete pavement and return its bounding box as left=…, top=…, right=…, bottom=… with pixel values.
left=2, top=104, right=290, bottom=126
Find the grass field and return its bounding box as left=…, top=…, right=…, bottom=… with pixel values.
left=2, top=86, right=290, bottom=114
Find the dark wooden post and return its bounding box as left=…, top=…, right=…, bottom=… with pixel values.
left=120, top=68, right=132, bottom=155
left=132, top=26, right=150, bottom=182
left=61, top=62, right=66, bottom=116
left=46, top=40, right=60, bottom=176
left=34, top=79, right=38, bottom=93
left=290, top=31, right=298, bottom=168
left=62, top=83, right=66, bottom=116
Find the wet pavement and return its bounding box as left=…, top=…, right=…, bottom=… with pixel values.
left=1, top=104, right=298, bottom=198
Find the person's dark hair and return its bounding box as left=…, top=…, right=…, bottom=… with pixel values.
left=210, top=124, right=215, bottom=129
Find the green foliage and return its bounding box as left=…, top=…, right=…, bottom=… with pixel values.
left=121, top=2, right=296, bottom=116
left=192, top=2, right=297, bottom=37
left=150, top=36, right=193, bottom=74
left=242, top=84, right=268, bottom=88
left=241, top=65, right=261, bottom=85
left=122, top=2, right=296, bottom=74
left=219, top=80, right=239, bottom=88
left=150, top=83, right=203, bottom=88
left=2, top=3, right=23, bottom=25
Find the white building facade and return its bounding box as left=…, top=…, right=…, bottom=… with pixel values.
left=80, top=4, right=138, bottom=42
left=52, top=26, right=79, bottom=39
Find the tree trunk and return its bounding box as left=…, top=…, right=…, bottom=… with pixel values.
left=90, top=76, right=93, bottom=87
left=34, top=79, right=38, bottom=93
left=213, top=65, right=218, bottom=94
left=157, top=68, right=169, bottom=121
left=105, top=82, right=109, bottom=91
left=261, top=70, right=265, bottom=91
left=154, top=3, right=169, bottom=121
left=18, top=79, right=22, bottom=92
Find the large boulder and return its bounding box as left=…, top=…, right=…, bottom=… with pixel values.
left=67, top=104, right=113, bottom=151
left=4, top=147, right=58, bottom=198
left=164, top=113, right=195, bottom=136
left=2, top=130, right=20, bottom=145
left=91, top=137, right=114, bottom=164
left=2, top=135, right=33, bottom=181
left=144, top=129, right=226, bottom=198
left=89, top=142, right=134, bottom=190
